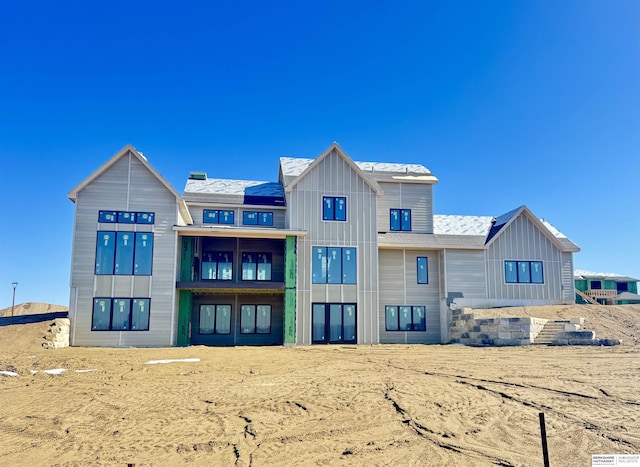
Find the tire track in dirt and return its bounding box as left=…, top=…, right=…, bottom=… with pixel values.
left=383, top=382, right=516, bottom=467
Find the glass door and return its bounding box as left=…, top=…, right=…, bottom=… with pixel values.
left=312, top=303, right=357, bottom=344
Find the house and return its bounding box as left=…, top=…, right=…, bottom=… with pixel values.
left=574, top=270, right=640, bottom=305
left=67, top=143, right=580, bottom=347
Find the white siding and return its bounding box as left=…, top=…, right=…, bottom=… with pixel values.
left=288, top=149, right=379, bottom=345
left=378, top=249, right=441, bottom=344
left=69, top=151, right=179, bottom=347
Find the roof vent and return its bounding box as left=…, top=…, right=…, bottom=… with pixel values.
left=189, top=172, right=207, bottom=180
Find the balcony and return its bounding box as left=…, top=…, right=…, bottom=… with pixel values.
left=584, top=289, right=618, bottom=298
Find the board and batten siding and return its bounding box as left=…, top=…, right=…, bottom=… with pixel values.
left=69, top=151, right=180, bottom=347
left=378, top=249, right=441, bottom=343
left=377, top=182, right=433, bottom=233
left=444, top=250, right=487, bottom=299
left=485, top=214, right=572, bottom=304
left=287, top=149, right=379, bottom=345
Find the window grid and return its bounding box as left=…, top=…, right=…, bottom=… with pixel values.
left=95, top=231, right=154, bottom=276
left=203, top=209, right=235, bottom=225
left=241, top=253, right=272, bottom=281
left=198, top=304, right=232, bottom=335
left=504, top=260, right=544, bottom=284
left=201, top=252, right=233, bottom=281
left=390, top=209, right=412, bottom=231
left=240, top=305, right=272, bottom=334
left=242, top=211, right=274, bottom=226
left=312, top=246, right=357, bottom=284
left=99, top=210, right=155, bottom=224
left=91, top=298, right=150, bottom=331
left=385, top=305, right=426, bottom=331
left=322, top=196, right=347, bottom=221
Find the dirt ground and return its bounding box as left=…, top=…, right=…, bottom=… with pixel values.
left=1, top=304, right=639, bottom=467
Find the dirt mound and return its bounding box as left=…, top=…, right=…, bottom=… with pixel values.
left=0, top=304, right=639, bottom=466
left=471, top=304, right=640, bottom=346
left=0, top=302, right=67, bottom=317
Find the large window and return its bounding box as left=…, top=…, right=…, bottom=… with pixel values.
left=312, top=303, right=356, bottom=344
left=385, top=305, right=426, bottom=331
left=95, top=231, right=154, bottom=276
left=201, top=252, right=233, bottom=280
left=504, top=261, right=544, bottom=284
left=240, top=305, right=272, bottom=334
left=312, top=247, right=357, bottom=284
left=417, top=257, right=428, bottom=284
left=203, top=209, right=235, bottom=225
left=390, top=209, right=412, bottom=231
left=242, top=211, right=274, bottom=226
left=242, top=253, right=272, bottom=281
left=99, top=210, right=155, bottom=224
left=322, top=196, right=347, bottom=221
left=92, top=298, right=150, bottom=331
left=198, top=304, right=231, bottom=334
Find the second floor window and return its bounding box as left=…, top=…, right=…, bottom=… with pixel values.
left=242, top=253, right=272, bottom=281
left=322, top=196, right=347, bottom=221
left=417, top=257, right=428, bottom=284
left=390, top=209, right=411, bottom=231
left=243, top=211, right=274, bottom=226
left=312, top=247, right=357, bottom=284
left=203, top=210, right=235, bottom=225
left=95, top=231, right=154, bottom=276
left=201, top=252, right=233, bottom=280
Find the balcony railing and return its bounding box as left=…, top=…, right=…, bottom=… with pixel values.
left=584, top=289, right=618, bottom=298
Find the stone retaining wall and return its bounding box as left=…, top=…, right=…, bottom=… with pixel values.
left=449, top=308, right=547, bottom=346
left=42, top=318, right=70, bottom=349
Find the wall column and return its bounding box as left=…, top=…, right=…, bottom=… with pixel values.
left=284, top=236, right=297, bottom=345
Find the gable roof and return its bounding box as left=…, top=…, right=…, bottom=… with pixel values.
left=281, top=142, right=383, bottom=196
left=67, top=145, right=192, bottom=224
left=484, top=205, right=579, bottom=252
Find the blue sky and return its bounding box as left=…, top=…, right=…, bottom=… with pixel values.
left=1, top=0, right=638, bottom=308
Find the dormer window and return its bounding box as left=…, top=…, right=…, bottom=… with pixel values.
left=390, top=209, right=411, bottom=231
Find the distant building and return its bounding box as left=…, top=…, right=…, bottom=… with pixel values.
left=67, top=143, right=580, bottom=347
left=574, top=270, right=640, bottom=305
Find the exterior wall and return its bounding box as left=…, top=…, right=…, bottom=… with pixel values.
left=484, top=214, right=572, bottom=305
left=69, top=151, right=179, bottom=347
left=377, top=182, right=433, bottom=233
left=287, top=149, right=379, bottom=345
left=378, top=249, right=441, bottom=344
left=443, top=249, right=487, bottom=300
left=187, top=205, right=286, bottom=229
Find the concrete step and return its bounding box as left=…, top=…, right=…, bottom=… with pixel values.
left=533, top=320, right=575, bottom=345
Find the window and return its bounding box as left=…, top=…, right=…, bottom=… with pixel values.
left=417, top=257, right=428, bottom=284
left=504, top=261, right=544, bottom=284
left=198, top=304, right=231, bottom=334
left=243, top=211, right=273, bottom=226
left=203, top=210, right=235, bottom=225
left=617, top=282, right=628, bottom=293
left=591, top=280, right=602, bottom=290
left=99, top=210, right=154, bottom=224
left=240, top=305, right=272, bottom=334
left=385, top=305, right=426, bottom=331
left=91, top=298, right=150, bottom=331
left=390, top=209, right=412, bottom=231
left=312, top=303, right=356, bottom=344
left=201, top=252, right=233, bottom=280
left=242, top=253, right=272, bottom=281
left=312, top=246, right=356, bottom=284
left=95, top=232, right=154, bottom=276
left=322, top=196, right=346, bottom=221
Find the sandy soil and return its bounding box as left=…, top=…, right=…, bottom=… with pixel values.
left=1, top=305, right=639, bottom=467
left=0, top=302, right=68, bottom=317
